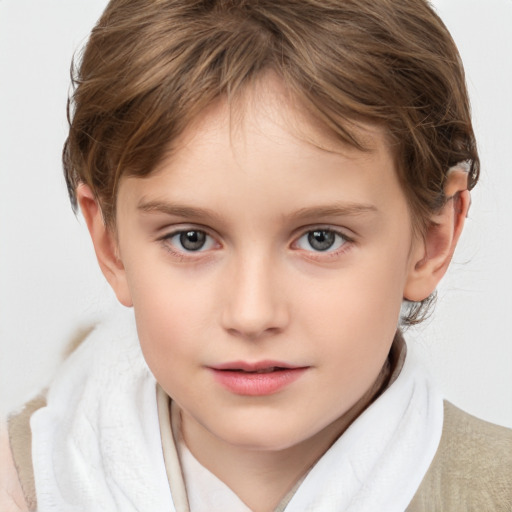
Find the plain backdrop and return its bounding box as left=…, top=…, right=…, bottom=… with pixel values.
left=1, top=0, right=511, bottom=426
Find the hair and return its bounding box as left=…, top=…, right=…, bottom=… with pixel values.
left=63, top=0, right=479, bottom=324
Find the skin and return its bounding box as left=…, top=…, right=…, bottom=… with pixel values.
left=79, top=76, right=469, bottom=512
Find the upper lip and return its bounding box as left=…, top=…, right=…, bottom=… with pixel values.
left=209, top=360, right=306, bottom=372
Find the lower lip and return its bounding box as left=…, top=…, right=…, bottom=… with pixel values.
left=210, top=367, right=308, bottom=396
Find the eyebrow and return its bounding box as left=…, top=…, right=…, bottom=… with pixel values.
left=138, top=199, right=378, bottom=222
left=291, top=203, right=378, bottom=220
left=137, top=200, right=221, bottom=222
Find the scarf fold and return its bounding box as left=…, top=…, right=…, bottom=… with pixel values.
left=31, top=308, right=175, bottom=512
left=31, top=308, right=443, bottom=512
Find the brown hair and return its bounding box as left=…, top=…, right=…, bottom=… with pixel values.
left=63, top=0, right=479, bottom=324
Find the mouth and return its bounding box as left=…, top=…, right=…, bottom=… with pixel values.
left=208, top=361, right=309, bottom=396
left=223, top=366, right=288, bottom=374
left=210, top=360, right=304, bottom=372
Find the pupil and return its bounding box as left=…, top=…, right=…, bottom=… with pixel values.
left=180, top=230, right=206, bottom=251
left=308, top=230, right=335, bottom=251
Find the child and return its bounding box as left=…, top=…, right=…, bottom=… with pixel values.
left=2, top=0, right=511, bottom=510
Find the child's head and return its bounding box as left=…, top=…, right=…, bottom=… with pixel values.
left=63, top=0, right=479, bottom=325
left=64, top=0, right=476, bottom=452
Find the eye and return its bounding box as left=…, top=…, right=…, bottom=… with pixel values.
left=165, top=229, right=216, bottom=252
left=295, top=229, right=347, bottom=252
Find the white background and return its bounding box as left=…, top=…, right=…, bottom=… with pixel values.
left=1, top=0, right=511, bottom=426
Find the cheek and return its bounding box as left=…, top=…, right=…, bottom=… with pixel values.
left=295, top=252, right=408, bottom=374
left=125, top=264, right=208, bottom=381
left=300, top=252, right=407, bottom=331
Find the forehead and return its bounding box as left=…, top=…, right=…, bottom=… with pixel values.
left=117, top=75, right=408, bottom=229
left=164, top=74, right=385, bottom=164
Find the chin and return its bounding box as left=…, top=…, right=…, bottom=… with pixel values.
left=225, top=435, right=300, bottom=453
left=212, top=420, right=318, bottom=453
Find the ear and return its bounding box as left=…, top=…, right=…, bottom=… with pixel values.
left=77, top=184, right=133, bottom=307
left=404, top=168, right=471, bottom=302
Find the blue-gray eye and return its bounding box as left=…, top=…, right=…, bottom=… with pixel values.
left=167, top=230, right=215, bottom=252
left=296, top=229, right=346, bottom=252
left=180, top=230, right=206, bottom=250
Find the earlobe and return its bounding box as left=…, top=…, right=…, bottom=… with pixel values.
left=77, top=184, right=133, bottom=307
left=404, top=168, right=471, bottom=302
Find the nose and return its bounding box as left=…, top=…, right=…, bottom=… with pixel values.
left=220, top=253, right=289, bottom=340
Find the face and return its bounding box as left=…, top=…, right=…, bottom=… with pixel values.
left=112, top=80, right=421, bottom=454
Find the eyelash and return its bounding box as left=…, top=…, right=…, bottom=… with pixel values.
left=158, top=226, right=353, bottom=261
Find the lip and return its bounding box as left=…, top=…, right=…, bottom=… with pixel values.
left=208, top=360, right=309, bottom=396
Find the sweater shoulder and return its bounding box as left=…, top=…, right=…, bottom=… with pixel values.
left=1, top=420, right=29, bottom=512
left=3, top=396, right=47, bottom=512
left=408, top=400, right=512, bottom=511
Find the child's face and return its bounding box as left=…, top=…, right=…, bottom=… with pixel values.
left=113, top=79, right=422, bottom=453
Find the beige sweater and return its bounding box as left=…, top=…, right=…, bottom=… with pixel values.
left=2, top=399, right=511, bottom=511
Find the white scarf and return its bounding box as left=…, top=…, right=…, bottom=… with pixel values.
left=31, top=307, right=443, bottom=512
left=283, top=348, right=442, bottom=512
left=31, top=308, right=174, bottom=512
